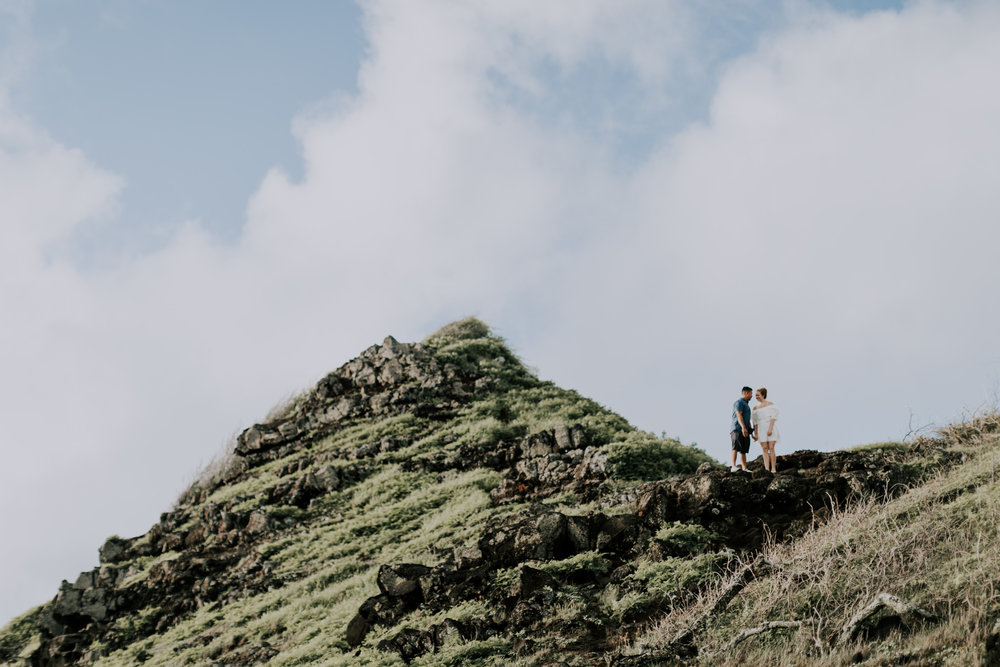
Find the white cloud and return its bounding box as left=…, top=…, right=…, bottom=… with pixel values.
left=4, top=0, right=1000, bottom=628
left=536, top=0, right=1000, bottom=451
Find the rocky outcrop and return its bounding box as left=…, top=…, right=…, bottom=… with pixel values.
left=635, top=444, right=961, bottom=550
left=345, top=443, right=960, bottom=663
left=398, top=424, right=609, bottom=503
left=232, top=336, right=523, bottom=469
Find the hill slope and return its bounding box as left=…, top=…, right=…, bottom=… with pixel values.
left=619, top=415, right=1000, bottom=666
left=1, top=319, right=994, bottom=666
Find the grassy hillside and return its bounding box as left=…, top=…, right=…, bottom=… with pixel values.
left=621, top=414, right=1000, bottom=665
left=0, top=318, right=713, bottom=666
left=5, top=319, right=995, bottom=666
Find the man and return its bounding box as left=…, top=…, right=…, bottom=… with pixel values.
left=730, top=386, right=753, bottom=472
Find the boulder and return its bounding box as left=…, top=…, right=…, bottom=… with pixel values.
left=346, top=594, right=411, bottom=647
left=377, top=563, right=432, bottom=598
left=246, top=510, right=274, bottom=535
left=377, top=628, right=436, bottom=663
left=596, top=515, right=641, bottom=555
left=99, top=536, right=129, bottom=565
left=515, top=566, right=557, bottom=599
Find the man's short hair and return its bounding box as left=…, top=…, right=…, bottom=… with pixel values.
left=741, top=386, right=753, bottom=393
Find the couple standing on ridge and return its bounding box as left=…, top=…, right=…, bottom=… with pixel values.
left=730, top=386, right=780, bottom=473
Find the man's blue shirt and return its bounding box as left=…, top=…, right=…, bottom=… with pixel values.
left=732, top=397, right=751, bottom=433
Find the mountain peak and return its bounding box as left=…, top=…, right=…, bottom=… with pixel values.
left=8, top=322, right=990, bottom=666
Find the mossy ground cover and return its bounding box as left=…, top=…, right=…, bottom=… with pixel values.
left=0, top=606, right=41, bottom=662
left=628, top=417, right=1000, bottom=665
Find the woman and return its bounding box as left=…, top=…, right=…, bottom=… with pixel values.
left=751, top=387, right=780, bottom=473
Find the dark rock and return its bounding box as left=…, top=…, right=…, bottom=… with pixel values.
left=345, top=613, right=370, bottom=648
left=596, top=515, right=641, bottom=555
left=235, top=426, right=263, bottom=455
left=765, top=473, right=805, bottom=504
left=377, top=563, right=432, bottom=598
left=534, top=513, right=572, bottom=560
left=377, top=628, right=436, bottom=663
left=516, top=566, right=557, bottom=599
left=508, top=586, right=556, bottom=628
left=346, top=593, right=416, bottom=647
left=565, top=514, right=594, bottom=552
left=99, top=536, right=129, bottom=565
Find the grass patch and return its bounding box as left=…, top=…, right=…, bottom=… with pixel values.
left=851, top=441, right=908, bottom=453
left=629, top=425, right=1000, bottom=664
left=0, top=606, right=42, bottom=662
left=654, top=522, right=720, bottom=555
left=605, top=432, right=713, bottom=481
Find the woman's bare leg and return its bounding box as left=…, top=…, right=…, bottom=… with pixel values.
left=763, top=442, right=776, bottom=472
left=761, top=442, right=775, bottom=472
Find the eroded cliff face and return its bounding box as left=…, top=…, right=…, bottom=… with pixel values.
left=11, top=322, right=959, bottom=666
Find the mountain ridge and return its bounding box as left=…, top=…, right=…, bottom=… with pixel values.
left=2, top=318, right=996, bottom=665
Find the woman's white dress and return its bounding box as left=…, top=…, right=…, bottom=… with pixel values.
left=752, top=404, right=780, bottom=443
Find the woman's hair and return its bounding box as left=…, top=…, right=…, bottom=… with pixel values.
left=758, top=387, right=768, bottom=399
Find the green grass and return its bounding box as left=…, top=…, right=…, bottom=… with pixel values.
left=606, top=432, right=713, bottom=481
left=599, top=553, right=728, bottom=624
left=0, top=321, right=754, bottom=666
left=0, top=606, right=42, bottom=663
left=850, top=440, right=908, bottom=453
left=90, top=463, right=517, bottom=666
left=627, top=420, right=1000, bottom=665
left=654, top=522, right=720, bottom=555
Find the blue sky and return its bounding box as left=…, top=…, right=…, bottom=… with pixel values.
left=8, top=1, right=364, bottom=256
left=3, top=0, right=999, bottom=627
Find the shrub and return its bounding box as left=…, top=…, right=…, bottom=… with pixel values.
left=605, top=432, right=713, bottom=481
left=654, top=522, right=719, bottom=556
left=602, top=553, right=727, bottom=620
left=537, top=550, right=610, bottom=577
left=423, top=317, right=493, bottom=344
left=632, top=553, right=726, bottom=596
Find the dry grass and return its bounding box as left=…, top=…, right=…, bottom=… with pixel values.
left=625, top=416, right=1000, bottom=666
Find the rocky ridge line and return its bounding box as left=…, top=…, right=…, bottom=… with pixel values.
left=353, top=442, right=964, bottom=663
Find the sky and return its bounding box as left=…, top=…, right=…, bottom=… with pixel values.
left=2, top=0, right=1000, bottom=626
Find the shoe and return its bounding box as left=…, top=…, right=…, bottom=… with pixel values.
left=730, top=466, right=739, bottom=472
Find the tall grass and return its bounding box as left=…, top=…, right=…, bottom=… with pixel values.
left=628, top=417, right=1000, bottom=666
